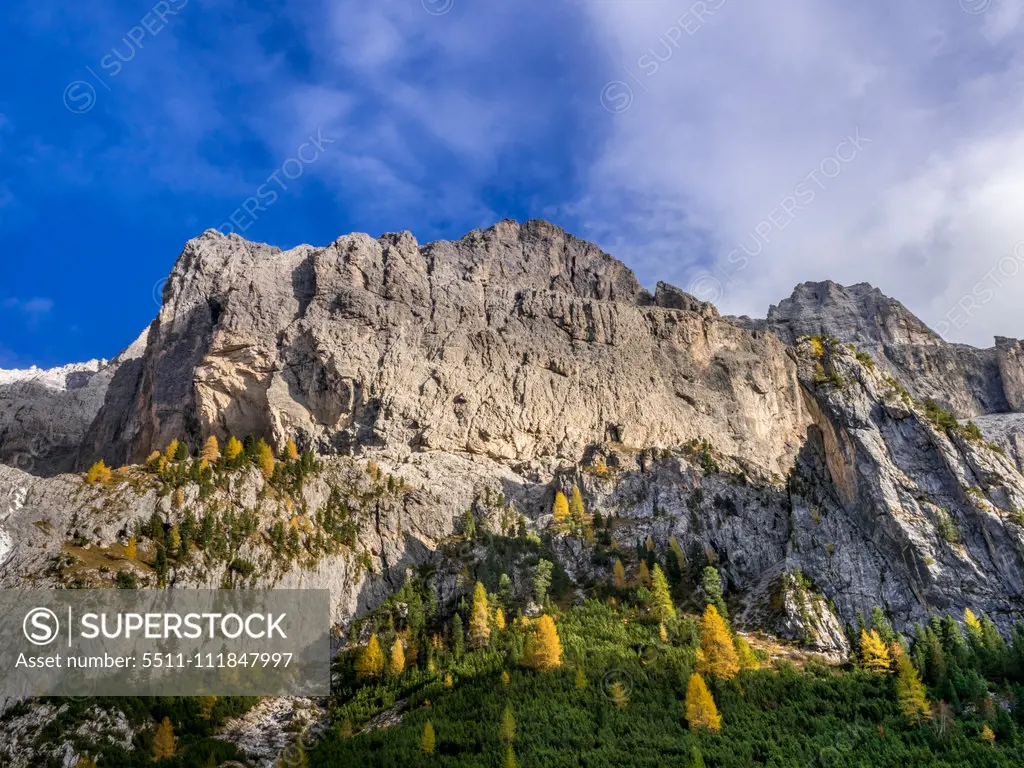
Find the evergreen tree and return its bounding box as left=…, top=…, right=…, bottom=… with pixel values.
left=462, top=508, right=476, bottom=539
left=452, top=615, right=465, bottom=659
left=613, top=559, right=627, bottom=590
left=701, top=567, right=727, bottom=618
left=174, top=441, right=189, bottom=461
left=201, top=435, right=220, bottom=462
left=698, top=604, right=739, bottom=680
left=649, top=564, right=676, bottom=623
left=470, top=582, right=491, bottom=648
left=421, top=722, right=435, bottom=754
left=552, top=491, right=570, bottom=530
left=223, top=436, right=244, bottom=464
left=687, top=747, right=707, bottom=768
left=257, top=439, right=275, bottom=479
left=356, top=634, right=384, bottom=680
left=500, top=705, right=516, bottom=744
left=389, top=637, right=405, bottom=676
left=533, top=559, right=553, bottom=605
left=85, top=460, right=112, bottom=485
left=871, top=606, right=896, bottom=646
left=860, top=629, right=892, bottom=673
left=895, top=651, right=931, bottom=724
left=685, top=673, right=721, bottom=733
left=531, top=615, right=563, bottom=670
left=498, top=573, right=513, bottom=608
left=151, top=716, right=176, bottom=760
left=285, top=438, right=299, bottom=461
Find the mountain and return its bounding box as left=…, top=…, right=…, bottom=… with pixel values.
left=2, top=219, right=1024, bottom=643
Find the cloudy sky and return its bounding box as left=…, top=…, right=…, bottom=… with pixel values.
left=1, top=0, right=1022, bottom=366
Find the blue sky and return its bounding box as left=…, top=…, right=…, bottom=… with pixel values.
left=2, top=0, right=1024, bottom=367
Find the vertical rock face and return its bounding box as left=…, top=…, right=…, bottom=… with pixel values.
left=736, top=280, right=1024, bottom=417
left=82, top=220, right=810, bottom=478
left=0, top=332, right=147, bottom=476
left=4, top=220, right=1024, bottom=642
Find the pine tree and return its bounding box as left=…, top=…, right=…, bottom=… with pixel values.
left=532, top=614, right=563, bottom=670
left=285, top=438, right=299, bottom=461
left=701, top=566, right=727, bottom=618
left=895, top=651, right=930, bottom=724
left=421, top=721, right=435, bottom=754
left=257, top=439, right=275, bottom=479
left=569, top=485, right=586, bottom=527
left=638, top=560, right=652, bottom=588
left=860, top=629, right=892, bottom=673
left=85, top=460, right=112, bottom=485
left=552, top=491, right=569, bottom=530
left=163, top=440, right=180, bottom=463
left=201, top=435, right=220, bottom=462
left=452, top=614, right=465, bottom=659
left=575, top=666, right=588, bottom=689
left=650, top=564, right=676, bottom=623
left=223, top=436, right=244, bottom=464
left=356, top=634, right=384, bottom=680
left=389, top=636, right=405, bottom=676
left=685, top=673, right=721, bottom=732
left=500, top=705, right=516, bottom=744
left=613, top=559, right=627, bottom=589
left=698, top=604, right=739, bottom=680
left=533, top=559, right=553, bottom=605
left=174, top=441, right=189, bottom=461
left=470, top=582, right=491, bottom=648
left=687, top=747, right=707, bottom=768
left=125, top=536, right=137, bottom=561
left=735, top=635, right=760, bottom=671
left=151, top=716, right=176, bottom=760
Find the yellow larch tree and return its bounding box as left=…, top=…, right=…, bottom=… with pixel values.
left=355, top=634, right=384, bottom=680
left=200, top=435, right=220, bottom=462
left=650, top=564, right=676, bottom=623
left=531, top=614, right=563, bottom=670
left=697, top=604, right=739, bottom=680
left=552, top=491, right=569, bottom=529
left=223, top=436, right=244, bottom=463
left=494, top=607, right=506, bottom=632
left=125, top=536, right=137, bottom=561
left=163, top=440, right=179, bottom=463
left=421, top=721, right=435, bottom=754
left=613, top=559, right=627, bottom=589
left=735, top=635, right=760, bottom=671
left=256, top=439, right=275, bottom=479
left=151, top=716, right=176, bottom=760
left=469, top=581, right=491, bottom=648
left=638, top=560, right=652, bottom=588
left=389, top=637, right=405, bottom=676
left=860, top=629, right=892, bottom=673
left=894, top=651, right=930, bottom=724
left=685, top=673, right=721, bottom=733
left=285, top=438, right=299, bottom=461
left=85, top=460, right=112, bottom=485
left=569, top=485, right=586, bottom=527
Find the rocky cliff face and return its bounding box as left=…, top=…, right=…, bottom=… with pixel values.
left=3, top=220, right=1024, bottom=650
left=735, top=280, right=1024, bottom=417
left=0, top=330, right=146, bottom=476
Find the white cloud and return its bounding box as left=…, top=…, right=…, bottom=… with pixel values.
left=573, top=0, right=1024, bottom=346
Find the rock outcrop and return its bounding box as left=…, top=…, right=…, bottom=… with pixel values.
left=734, top=280, right=1024, bottom=417
left=2, top=220, right=1024, bottom=651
